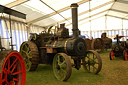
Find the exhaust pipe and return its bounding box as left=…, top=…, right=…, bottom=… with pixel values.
left=70, top=3, right=80, bottom=38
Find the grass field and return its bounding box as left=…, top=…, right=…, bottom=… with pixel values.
left=26, top=50, right=128, bottom=85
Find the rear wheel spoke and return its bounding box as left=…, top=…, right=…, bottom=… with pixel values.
left=60, top=61, right=66, bottom=66
left=7, top=58, right=10, bottom=69
left=94, top=66, right=98, bottom=70
left=2, top=79, right=6, bottom=83
left=9, top=58, right=18, bottom=70
left=95, top=62, right=99, bottom=64
left=13, top=71, right=22, bottom=75
left=13, top=78, right=19, bottom=82
left=57, top=56, right=61, bottom=65
left=11, top=64, right=17, bottom=73
left=88, top=65, right=90, bottom=71
left=93, top=65, right=95, bottom=72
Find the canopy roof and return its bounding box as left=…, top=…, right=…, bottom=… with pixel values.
left=0, top=0, right=126, bottom=29
left=107, top=0, right=128, bottom=20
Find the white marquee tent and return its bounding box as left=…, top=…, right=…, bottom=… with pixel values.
left=0, top=0, right=128, bottom=50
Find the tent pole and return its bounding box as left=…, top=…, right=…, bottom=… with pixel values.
left=9, top=15, right=13, bottom=50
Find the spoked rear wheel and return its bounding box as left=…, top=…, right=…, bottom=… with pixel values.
left=82, top=50, right=102, bottom=74
left=0, top=50, right=26, bottom=85
left=53, top=53, right=72, bottom=81
left=20, top=41, right=39, bottom=71
left=110, top=50, right=114, bottom=60
left=123, top=50, right=127, bottom=61
left=91, top=38, right=104, bottom=52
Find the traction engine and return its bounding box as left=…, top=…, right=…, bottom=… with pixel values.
left=84, top=32, right=112, bottom=52
left=109, top=34, right=128, bottom=60
left=84, top=36, right=104, bottom=52
left=20, top=3, right=102, bottom=81
left=101, top=32, right=112, bottom=49
left=0, top=5, right=26, bottom=85
left=0, top=42, right=26, bottom=85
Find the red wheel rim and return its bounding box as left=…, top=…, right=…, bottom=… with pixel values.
left=1, top=51, right=26, bottom=85
left=124, top=51, right=127, bottom=60
left=0, top=75, right=1, bottom=84
left=111, top=51, right=114, bottom=60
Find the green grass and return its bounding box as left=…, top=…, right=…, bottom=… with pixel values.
left=26, top=51, right=128, bottom=85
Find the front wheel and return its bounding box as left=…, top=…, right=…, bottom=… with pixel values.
left=123, top=50, right=127, bottom=61
left=82, top=50, right=102, bottom=74
left=53, top=53, right=72, bottom=81
left=109, top=50, right=114, bottom=60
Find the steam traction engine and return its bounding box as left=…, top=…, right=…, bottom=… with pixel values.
left=84, top=32, right=112, bottom=52
left=20, top=3, right=102, bottom=81
left=101, top=32, right=112, bottom=49
left=109, top=34, right=128, bottom=60
left=0, top=42, right=26, bottom=85
left=0, top=5, right=26, bottom=85
left=84, top=36, right=104, bottom=52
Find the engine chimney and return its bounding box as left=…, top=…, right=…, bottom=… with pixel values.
left=116, top=34, right=119, bottom=44
left=70, top=3, right=80, bottom=38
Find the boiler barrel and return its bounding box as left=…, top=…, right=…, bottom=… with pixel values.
left=46, top=37, right=86, bottom=56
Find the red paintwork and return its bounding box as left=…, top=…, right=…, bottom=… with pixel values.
left=124, top=51, right=127, bottom=60
left=0, top=51, right=26, bottom=85
left=111, top=51, right=114, bottom=60
left=114, top=36, right=128, bottom=40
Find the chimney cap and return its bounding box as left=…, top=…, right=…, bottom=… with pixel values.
left=70, top=3, right=78, bottom=8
